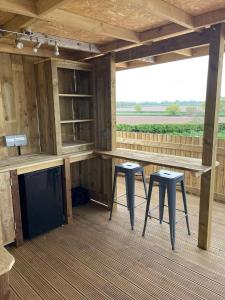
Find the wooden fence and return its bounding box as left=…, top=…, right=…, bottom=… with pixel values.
left=116, top=131, right=225, bottom=203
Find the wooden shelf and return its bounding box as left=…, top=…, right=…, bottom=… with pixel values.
left=61, top=141, right=94, bottom=154
left=59, top=94, right=93, bottom=98
left=62, top=141, right=94, bottom=148
left=60, top=119, right=93, bottom=124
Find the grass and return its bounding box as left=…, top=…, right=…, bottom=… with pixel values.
left=116, top=111, right=187, bottom=116
left=116, top=123, right=225, bottom=139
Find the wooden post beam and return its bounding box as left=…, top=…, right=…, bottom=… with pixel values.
left=115, top=29, right=210, bottom=63
left=198, top=23, right=225, bottom=250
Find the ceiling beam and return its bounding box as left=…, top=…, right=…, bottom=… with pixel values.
left=46, top=9, right=140, bottom=43
left=1, top=0, right=73, bottom=36
left=126, top=0, right=194, bottom=29
left=0, top=0, right=36, bottom=17
left=36, top=0, right=73, bottom=16
left=115, top=29, right=210, bottom=63
left=2, top=15, right=36, bottom=33
left=0, top=1, right=140, bottom=43
left=175, top=48, right=192, bottom=57
left=97, top=8, right=225, bottom=54
left=0, top=1, right=224, bottom=51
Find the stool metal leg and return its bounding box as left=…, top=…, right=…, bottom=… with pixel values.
left=167, top=182, right=176, bottom=250
left=180, top=180, right=191, bottom=235
left=142, top=177, right=154, bottom=237
left=125, top=174, right=130, bottom=210
left=109, top=170, right=117, bottom=221
left=159, top=183, right=166, bottom=224
left=126, top=171, right=135, bottom=230
left=141, top=170, right=148, bottom=199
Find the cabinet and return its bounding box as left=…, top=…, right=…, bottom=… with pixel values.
left=35, top=59, right=94, bottom=155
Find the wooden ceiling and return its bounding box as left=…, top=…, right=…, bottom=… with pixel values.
left=0, top=0, right=224, bottom=68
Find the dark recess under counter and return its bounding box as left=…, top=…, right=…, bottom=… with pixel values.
left=19, top=167, right=64, bottom=239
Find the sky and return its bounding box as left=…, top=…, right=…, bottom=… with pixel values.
left=116, top=55, right=225, bottom=102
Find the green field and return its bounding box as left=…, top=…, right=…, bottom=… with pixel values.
left=116, top=110, right=225, bottom=117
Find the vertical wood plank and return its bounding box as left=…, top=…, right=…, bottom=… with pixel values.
left=63, top=157, right=73, bottom=224
left=35, top=60, right=58, bottom=155
left=198, top=23, right=225, bottom=250
left=10, top=170, right=23, bottom=247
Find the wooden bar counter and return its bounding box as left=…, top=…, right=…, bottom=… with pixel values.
left=95, top=148, right=219, bottom=177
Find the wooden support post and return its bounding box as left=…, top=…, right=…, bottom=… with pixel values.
left=10, top=170, right=23, bottom=247
left=63, top=158, right=73, bottom=224
left=198, top=23, right=224, bottom=250
left=87, top=53, right=116, bottom=207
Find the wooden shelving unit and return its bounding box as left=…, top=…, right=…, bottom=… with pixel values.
left=35, top=59, right=95, bottom=155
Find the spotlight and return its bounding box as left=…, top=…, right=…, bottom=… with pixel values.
left=33, top=41, right=42, bottom=54
left=15, top=40, right=24, bottom=49
left=54, top=42, right=59, bottom=56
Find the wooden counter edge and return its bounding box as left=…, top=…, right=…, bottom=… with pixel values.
left=0, top=151, right=97, bottom=175
left=95, top=149, right=220, bottom=177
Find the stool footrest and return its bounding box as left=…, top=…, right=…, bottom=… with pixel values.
left=149, top=205, right=186, bottom=215
left=113, top=198, right=146, bottom=209
left=149, top=214, right=189, bottom=225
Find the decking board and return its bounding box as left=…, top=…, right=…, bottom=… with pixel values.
left=8, top=178, right=225, bottom=300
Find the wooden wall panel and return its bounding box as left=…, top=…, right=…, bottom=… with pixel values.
left=0, top=172, right=15, bottom=246
left=35, top=60, right=59, bottom=154
left=0, top=53, right=40, bottom=158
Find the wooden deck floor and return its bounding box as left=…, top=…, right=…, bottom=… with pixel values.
left=8, top=177, right=225, bottom=300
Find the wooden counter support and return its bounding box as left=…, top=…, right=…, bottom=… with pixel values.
left=10, top=170, right=23, bottom=247
left=198, top=24, right=224, bottom=250
left=63, top=158, right=73, bottom=224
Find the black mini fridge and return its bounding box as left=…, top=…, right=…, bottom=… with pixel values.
left=19, top=166, right=64, bottom=239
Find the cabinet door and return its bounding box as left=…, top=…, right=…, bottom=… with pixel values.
left=0, top=172, right=15, bottom=245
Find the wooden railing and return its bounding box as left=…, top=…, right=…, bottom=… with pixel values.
left=116, top=131, right=225, bottom=203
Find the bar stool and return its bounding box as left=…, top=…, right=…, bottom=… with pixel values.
left=110, top=162, right=147, bottom=230
left=142, top=170, right=191, bottom=250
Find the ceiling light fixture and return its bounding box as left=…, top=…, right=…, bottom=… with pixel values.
left=33, top=41, right=42, bottom=54
left=15, top=39, right=24, bottom=49
left=54, top=42, right=59, bottom=56
left=0, top=28, right=100, bottom=55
